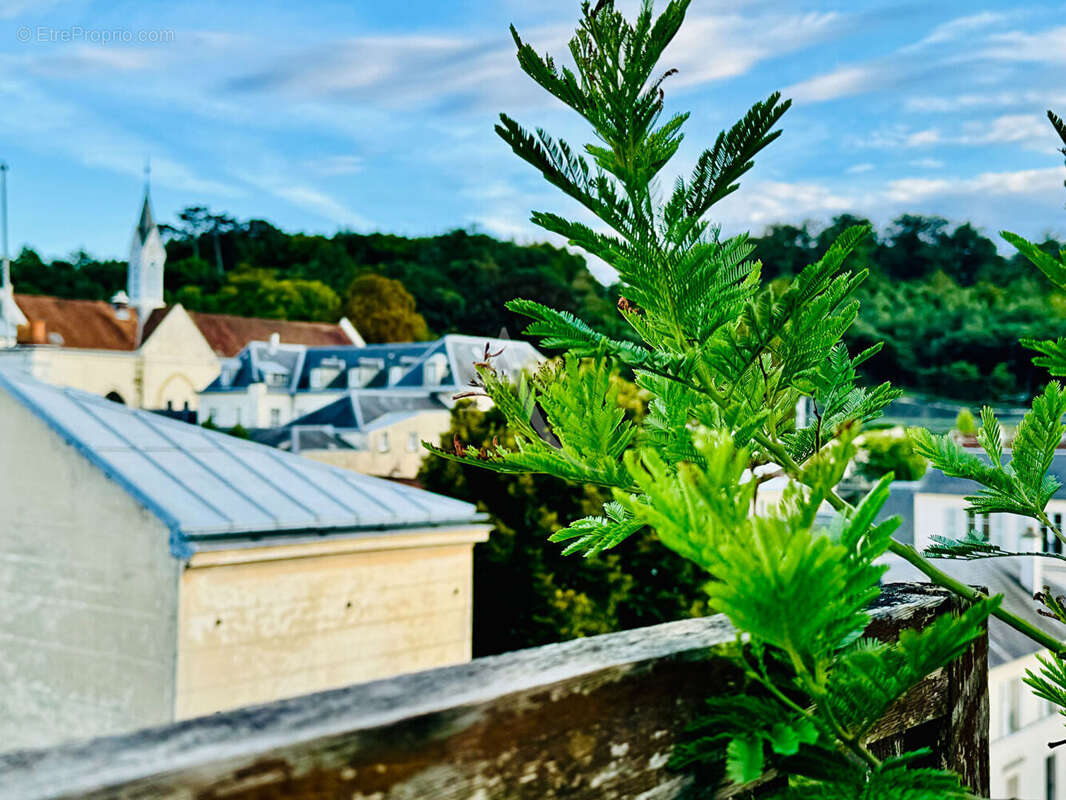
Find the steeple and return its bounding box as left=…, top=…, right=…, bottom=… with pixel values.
left=127, top=161, right=166, bottom=317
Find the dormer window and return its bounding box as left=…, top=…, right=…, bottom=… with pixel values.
left=310, top=365, right=342, bottom=389
left=348, top=358, right=383, bottom=388
left=266, top=372, right=288, bottom=388
left=424, top=353, right=448, bottom=386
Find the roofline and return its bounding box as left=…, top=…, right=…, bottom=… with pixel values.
left=0, top=369, right=486, bottom=559
left=0, top=368, right=192, bottom=558
left=183, top=523, right=493, bottom=564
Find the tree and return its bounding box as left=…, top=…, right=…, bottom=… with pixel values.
left=419, top=390, right=709, bottom=656
left=427, top=3, right=1018, bottom=795
left=175, top=268, right=341, bottom=322
left=344, top=273, right=430, bottom=342
left=855, top=430, right=928, bottom=482
left=954, top=407, right=977, bottom=436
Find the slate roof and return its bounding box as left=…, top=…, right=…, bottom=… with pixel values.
left=135, top=193, right=155, bottom=243
left=918, top=449, right=1066, bottom=500
left=880, top=553, right=1066, bottom=667
left=0, top=367, right=484, bottom=557
left=204, top=335, right=543, bottom=396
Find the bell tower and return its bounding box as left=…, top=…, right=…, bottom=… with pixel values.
left=128, top=161, right=166, bottom=317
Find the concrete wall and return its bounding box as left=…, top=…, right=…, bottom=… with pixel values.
left=989, top=652, right=1064, bottom=800
left=174, top=527, right=488, bottom=718
left=0, top=391, right=180, bottom=752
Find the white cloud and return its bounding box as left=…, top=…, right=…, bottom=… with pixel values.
left=909, top=158, right=944, bottom=169
left=958, top=113, right=1058, bottom=151
left=904, top=91, right=1066, bottom=113
left=304, top=155, right=364, bottom=176
left=885, top=167, right=1063, bottom=204
left=719, top=180, right=857, bottom=227
left=0, top=0, right=66, bottom=19
left=910, top=12, right=1007, bottom=48
left=980, top=26, right=1066, bottom=64
left=786, top=65, right=875, bottom=103
left=853, top=126, right=942, bottom=149
left=0, top=76, right=238, bottom=197
left=846, top=163, right=875, bottom=174
left=663, top=11, right=844, bottom=88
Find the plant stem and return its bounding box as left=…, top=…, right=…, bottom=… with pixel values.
left=745, top=407, right=1066, bottom=657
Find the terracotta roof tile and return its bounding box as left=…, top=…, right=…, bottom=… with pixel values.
left=11, top=294, right=353, bottom=356
left=14, top=294, right=139, bottom=350
left=188, top=311, right=353, bottom=357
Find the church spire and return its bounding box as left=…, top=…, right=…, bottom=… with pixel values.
left=127, top=164, right=166, bottom=316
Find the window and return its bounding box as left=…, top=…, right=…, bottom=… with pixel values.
left=266, top=372, right=288, bottom=388
left=309, top=361, right=343, bottom=389
left=980, top=513, right=991, bottom=541
left=270, top=408, right=281, bottom=427
left=407, top=431, right=419, bottom=452
left=388, top=365, right=404, bottom=385
left=1003, top=678, right=1021, bottom=735
left=378, top=431, right=391, bottom=453
left=944, top=507, right=961, bottom=538
left=1043, top=512, right=1065, bottom=554
left=207, top=407, right=218, bottom=422
left=348, top=359, right=383, bottom=388
left=236, top=408, right=244, bottom=426
left=1048, top=754, right=1057, bottom=800
left=1006, top=775, right=1019, bottom=798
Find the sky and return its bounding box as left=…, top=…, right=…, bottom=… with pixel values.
left=0, top=0, right=1064, bottom=280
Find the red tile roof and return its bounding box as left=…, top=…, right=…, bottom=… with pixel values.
left=14, top=294, right=139, bottom=350
left=12, top=295, right=354, bottom=356
left=187, top=311, right=354, bottom=357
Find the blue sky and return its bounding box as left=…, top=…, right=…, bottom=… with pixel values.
left=1, top=0, right=1064, bottom=279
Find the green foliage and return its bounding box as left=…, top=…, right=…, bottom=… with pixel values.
left=924, top=532, right=1066, bottom=562
left=343, top=273, right=430, bottom=342
left=417, top=399, right=711, bottom=656
left=855, top=430, right=927, bottom=483
left=426, top=2, right=1002, bottom=795
left=175, top=268, right=341, bottom=322
left=954, top=407, right=977, bottom=436
left=912, top=384, right=1066, bottom=524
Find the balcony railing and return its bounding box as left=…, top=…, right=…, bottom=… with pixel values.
left=0, top=582, right=988, bottom=799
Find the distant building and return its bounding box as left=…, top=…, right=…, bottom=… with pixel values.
left=881, top=555, right=1065, bottom=800
left=0, top=183, right=362, bottom=410
left=0, top=367, right=489, bottom=752
left=898, top=449, right=1066, bottom=798
left=252, top=390, right=453, bottom=479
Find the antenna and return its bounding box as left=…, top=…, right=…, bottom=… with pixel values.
left=1, top=161, right=9, bottom=291
left=144, top=156, right=151, bottom=192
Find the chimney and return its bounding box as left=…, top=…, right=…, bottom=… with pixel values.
left=30, top=318, right=46, bottom=345
left=268, top=331, right=280, bottom=355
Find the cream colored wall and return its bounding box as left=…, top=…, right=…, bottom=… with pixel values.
left=1, top=347, right=140, bottom=406
left=0, top=390, right=180, bottom=751
left=174, top=527, right=489, bottom=719
left=138, top=305, right=221, bottom=411
left=0, top=304, right=222, bottom=411
left=305, top=409, right=453, bottom=479
left=989, top=652, right=1064, bottom=800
